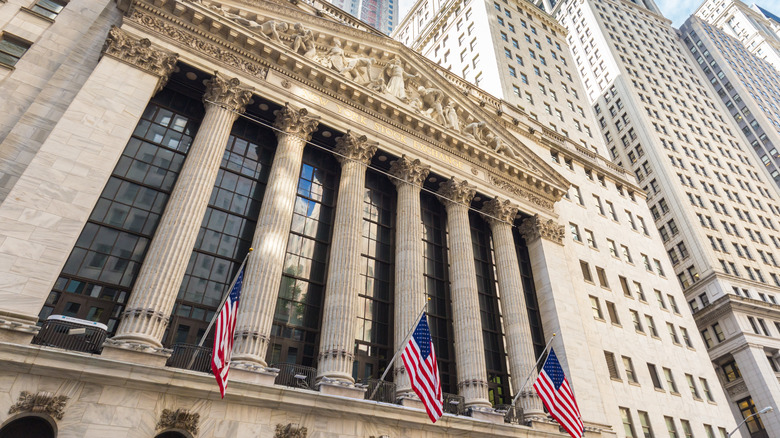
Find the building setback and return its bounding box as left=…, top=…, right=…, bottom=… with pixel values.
left=0, top=0, right=745, bottom=437
left=550, top=0, right=780, bottom=434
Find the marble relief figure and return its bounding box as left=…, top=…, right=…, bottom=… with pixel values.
left=384, top=57, right=417, bottom=100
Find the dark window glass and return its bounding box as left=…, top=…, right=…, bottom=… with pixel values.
left=470, top=212, right=509, bottom=406
left=352, top=169, right=395, bottom=382
left=514, top=227, right=545, bottom=358
left=267, top=148, right=338, bottom=368
left=42, top=87, right=203, bottom=334
left=421, top=191, right=456, bottom=394
left=165, top=117, right=276, bottom=346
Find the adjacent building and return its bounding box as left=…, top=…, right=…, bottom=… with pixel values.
left=328, top=0, right=398, bottom=34
left=694, top=0, right=780, bottom=71
left=0, top=0, right=747, bottom=436
left=548, top=0, right=780, bottom=435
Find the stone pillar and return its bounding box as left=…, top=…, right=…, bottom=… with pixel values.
left=482, top=198, right=543, bottom=414
left=316, top=131, right=377, bottom=396
left=438, top=178, right=491, bottom=410
left=0, top=27, right=177, bottom=343
left=231, top=105, right=320, bottom=367
left=388, top=155, right=430, bottom=400
left=110, top=73, right=252, bottom=351
left=731, top=343, right=780, bottom=437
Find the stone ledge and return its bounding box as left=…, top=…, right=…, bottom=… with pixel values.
left=317, top=380, right=367, bottom=399
left=101, top=339, right=171, bottom=366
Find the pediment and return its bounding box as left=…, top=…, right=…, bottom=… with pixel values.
left=127, top=0, right=570, bottom=203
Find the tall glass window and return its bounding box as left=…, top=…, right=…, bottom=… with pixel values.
left=352, top=170, right=395, bottom=381
left=268, top=148, right=338, bottom=368
left=40, top=87, right=203, bottom=334
left=421, top=191, right=457, bottom=394
left=470, top=212, right=510, bottom=406
left=514, top=227, right=546, bottom=357
left=165, top=117, right=276, bottom=346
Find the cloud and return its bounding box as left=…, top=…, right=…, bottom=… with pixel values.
left=654, top=0, right=703, bottom=27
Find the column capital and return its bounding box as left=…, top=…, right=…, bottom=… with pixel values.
left=273, top=103, right=320, bottom=140
left=334, top=131, right=378, bottom=166
left=203, top=73, right=253, bottom=114
left=388, top=155, right=430, bottom=188
left=519, top=214, right=565, bottom=244
left=102, top=26, right=178, bottom=94
left=482, top=198, right=519, bottom=226
left=438, top=178, right=475, bottom=208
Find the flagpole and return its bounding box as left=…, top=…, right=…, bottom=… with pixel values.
left=195, top=248, right=253, bottom=348
left=510, top=332, right=556, bottom=407
left=368, top=299, right=429, bottom=401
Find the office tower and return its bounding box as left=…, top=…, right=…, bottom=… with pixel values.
left=694, top=0, right=780, bottom=70
left=328, top=0, right=398, bottom=34
left=680, top=16, right=780, bottom=190
left=552, top=0, right=780, bottom=434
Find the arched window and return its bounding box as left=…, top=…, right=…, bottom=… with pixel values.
left=0, top=415, right=56, bottom=438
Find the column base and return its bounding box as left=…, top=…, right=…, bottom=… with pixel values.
left=526, top=416, right=563, bottom=433
left=317, top=378, right=367, bottom=399
left=469, top=407, right=506, bottom=424
left=0, top=311, right=40, bottom=344
left=398, top=395, right=424, bottom=409
left=101, top=339, right=171, bottom=366
left=230, top=363, right=279, bottom=386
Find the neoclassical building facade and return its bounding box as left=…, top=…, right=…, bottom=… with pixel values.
left=0, top=0, right=741, bottom=435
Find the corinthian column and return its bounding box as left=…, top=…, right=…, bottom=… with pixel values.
left=388, top=156, right=430, bottom=399
left=316, top=132, right=377, bottom=390
left=232, top=104, right=319, bottom=366
left=111, top=73, right=252, bottom=349
left=482, top=198, right=542, bottom=414
left=438, top=178, right=491, bottom=410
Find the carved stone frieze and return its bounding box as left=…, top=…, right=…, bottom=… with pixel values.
left=102, top=26, right=178, bottom=93
left=275, top=423, right=308, bottom=438
left=488, top=175, right=554, bottom=211
left=334, top=131, right=378, bottom=166
left=481, top=198, right=518, bottom=225
left=203, top=73, right=253, bottom=113
left=127, top=9, right=268, bottom=78
left=388, top=155, right=430, bottom=187
left=156, top=408, right=200, bottom=436
left=438, top=178, right=475, bottom=207
left=9, top=391, right=68, bottom=420
left=273, top=103, right=320, bottom=139
left=518, top=214, right=565, bottom=245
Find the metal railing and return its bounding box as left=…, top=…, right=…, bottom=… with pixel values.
left=272, top=363, right=317, bottom=390
left=31, top=316, right=107, bottom=354
left=443, top=393, right=465, bottom=416
left=495, top=404, right=523, bottom=424
left=362, top=378, right=396, bottom=403
left=166, top=344, right=213, bottom=373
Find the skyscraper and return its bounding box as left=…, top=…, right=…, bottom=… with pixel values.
left=394, top=0, right=742, bottom=435
left=551, top=0, right=780, bottom=433
left=694, top=0, right=780, bottom=70
left=679, top=16, right=780, bottom=189
left=328, top=0, right=398, bottom=34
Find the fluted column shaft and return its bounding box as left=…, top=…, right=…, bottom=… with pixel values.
left=439, top=178, right=491, bottom=409
left=389, top=156, right=430, bottom=398
left=232, top=105, right=319, bottom=366
left=483, top=198, right=543, bottom=414
left=317, top=132, right=377, bottom=383
left=113, top=74, right=252, bottom=348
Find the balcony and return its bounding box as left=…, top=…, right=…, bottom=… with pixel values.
left=443, top=393, right=466, bottom=415
left=362, top=378, right=396, bottom=403
left=272, top=363, right=317, bottom=390
left=166, top=344, right=213, bottom=373
left=31, top=315, right=107, bottom=354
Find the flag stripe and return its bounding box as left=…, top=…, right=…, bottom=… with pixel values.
left=211, top=267, right=245, bottom=398
left=401, top=314, right=443, bottom=422
left=533, top=349, right=584, bottom=438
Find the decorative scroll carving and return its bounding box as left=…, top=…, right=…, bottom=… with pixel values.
left=334, top=131, right=378, bottom=165
left=388, top=155, right=430, bottom=187
left=275, top=423, right=308, bottom=438
left=438, top=178, right=475, bottom=207
left=9, top=391, right=68, bottom=420
left=102, top=26, right=178, bottom=93
left=157, top=409, right=200, bottom=436
left=481, top=198, right=518, bottom=225
left=518, top=214, right=565, bottom=244
left=273, top=103, right=320, bottom=139
left=203, top=73, right=253, bottom=113
left=488, top=175, right=554, bottom=211
left=127, top=10, right=268, bottom=78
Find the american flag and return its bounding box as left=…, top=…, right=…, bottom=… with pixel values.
left=401, top=313, right=443, bottom=423
left=211, top=266, right=245, bottom=398
left=533, top=348, right=584, bottom=438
